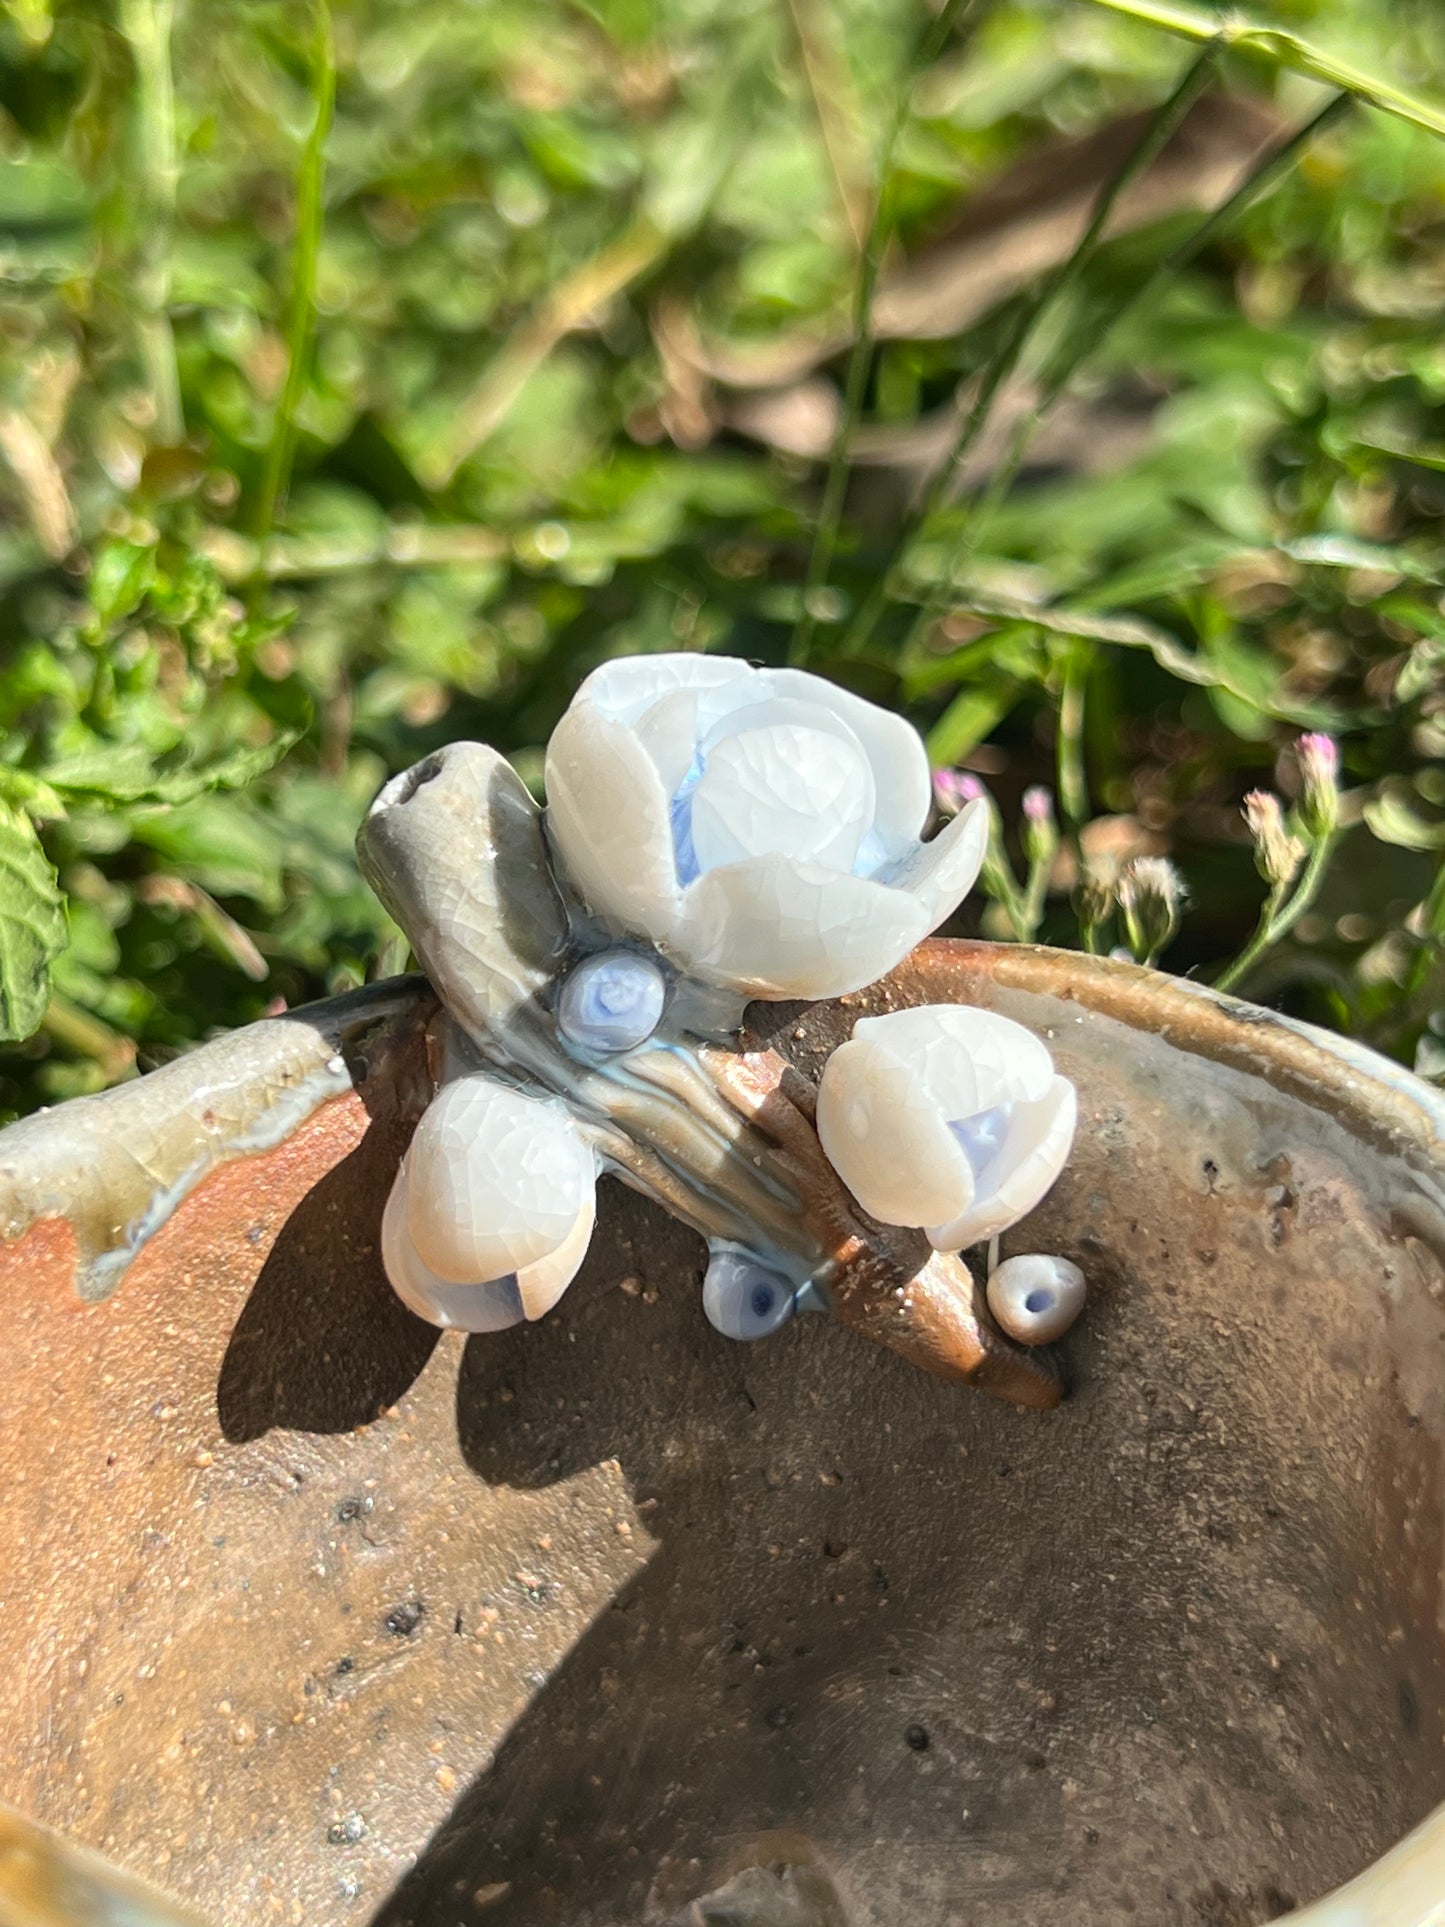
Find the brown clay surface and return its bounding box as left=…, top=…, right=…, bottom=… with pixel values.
left=3, top=942, right=1445, bottom=1927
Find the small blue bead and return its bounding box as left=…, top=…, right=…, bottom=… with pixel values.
left=558, top=950, right=667, bottom=1055
left=702, top=1244, right=797, bottom=1342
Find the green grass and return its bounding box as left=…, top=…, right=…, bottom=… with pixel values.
left=2, top=0, right=1445, bottom=1112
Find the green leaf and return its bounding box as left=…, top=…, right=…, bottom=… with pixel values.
left=0, top=767, right=67, bottom=820
left=86, top=540, right=157, bottom=631
left=1080, top=0, right=1445, bottom=142
left=41, top=728, right=302, bottom=807
left=130, top=796, right=286, bottom=909
left=0, top=802, right=67, bottom=1044
left=146, top=732, right=303, bottom=805
left=1397, top=641, right=1445, bottom=706
left=1354, top=433, right=1445, bottom=476
left=926, top=680, right=1023, bottom=765
left=1281, top=534, right=1441, bottom=582
left=1364, top=792, right=1445, bottom=853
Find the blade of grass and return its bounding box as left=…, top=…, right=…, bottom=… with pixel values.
left=252, top=0, right=335, bottom=556
left=913, top=583, right=1339, bottom=727
left=1056, top=646, right=1090, bottom=830
left=200, top=520, right=509, bottom=582
left=1081, top=0, right=1445, bottom=142
left=790, top=0, right=976, bottom=665
left=1404, top=858, right=1445, bottom=999
left=418, top=215, right=669, bottom=490
left=41, top=993, right=139, bottom=1085
left=926, top=678, right=1022, bottom=765
left=963, top=91, right=1353, bottom=561
left=886, top=97, right=1353, bottom=748
left=784, top=0, right=871, bottom=249
left=843, top=37, right=1221, bottom=657
left=117, top=0, right=183, bottom=444
left=928, top=40, right=1221, bottom=524
left=885, top=85, right=1348, bottom=677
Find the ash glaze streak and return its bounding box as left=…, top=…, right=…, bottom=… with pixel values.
left=0, top=978, right=430, bottom=1301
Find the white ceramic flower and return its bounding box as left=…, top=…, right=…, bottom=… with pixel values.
left=381, top=1075, right=596, bottom=1331
left=815, top=1005, right=1077, bottom=1251
left=543, top=654, right=988, bottom=1000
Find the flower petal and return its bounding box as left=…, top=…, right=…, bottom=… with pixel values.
left=680, top=854, right=928, bottom=999
left=690, top=722, right=873, bottom=875
left=545, top=703, right=682, bottom=941
left=850, top=1002, right=1055, bottom=1115
left=382, top=1162, right=594, bottom=1329
left=382, top=1170, right=527, bottom=1332
left=697, top=692, right=866, bottom=762
left=816, top=1034, right=973, bottom=1227
left=572, top=653, right=755, bottom=730
left=927, top=1076, right=1077, bottom=1250
left=634, top=688, right=704, bottom=797
left=880, top=794, right=988, bottom=932
left=767, top=668, right=932, bottom=858
left=514, top=1184, right=596, bottom=1319
left=405, top=1075, right=595, bottom=1284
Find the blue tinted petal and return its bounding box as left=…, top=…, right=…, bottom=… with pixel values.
left=948, top=1104, right=1012, bottom=1184
left=669, top=748, right=706, bottom=886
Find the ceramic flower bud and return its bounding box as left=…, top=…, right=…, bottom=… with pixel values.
left=381, top=1074, right=596, bottom=1331
left=543, top=654, right=988, bottom=1000
left=815, top=1006, right=1077, bottom=1251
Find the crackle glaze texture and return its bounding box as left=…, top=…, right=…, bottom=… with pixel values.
left=356, top=732, right=1061, bottom=1400
left=815, top=1005, right=1077, bottom=1251
left=3, top=945, right=1445, bottom=1927
left=543, top=656, right=988, bottom=999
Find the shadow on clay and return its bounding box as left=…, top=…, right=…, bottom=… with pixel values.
left=216, top=1007, right=440, bottom=1442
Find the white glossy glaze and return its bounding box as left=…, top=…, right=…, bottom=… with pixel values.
left=543, top=654, right=987, bottom=999
left=381, top=1072, right=597, bottom=1329
left=816, top=1004, right=1077, bottom=1250
left=986, top=1252, right=1086, bottom=1344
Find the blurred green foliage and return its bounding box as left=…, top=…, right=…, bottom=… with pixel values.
left=2, top=0, right=1445, bottom=1114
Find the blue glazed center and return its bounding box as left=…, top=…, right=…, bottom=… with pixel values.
left=558, top=949, right=667, bottom=1055
left=703, top=1243, right=797, bottom=1342
left=664, top=731, right=889, bottom=885
left=948, top=1105, right=1011, bottom=1187
left=669, top=749, right=706, bottom=886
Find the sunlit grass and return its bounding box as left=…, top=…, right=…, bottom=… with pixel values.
left=1, top=0, right=1444, bottom=1112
